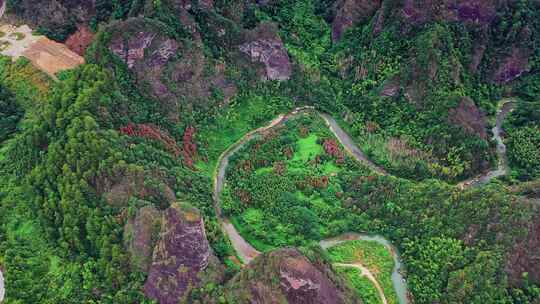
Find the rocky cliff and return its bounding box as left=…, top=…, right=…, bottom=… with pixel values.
left=144, top=202, right=224, bottom=304
left=226, top=248, right=361, bottom=304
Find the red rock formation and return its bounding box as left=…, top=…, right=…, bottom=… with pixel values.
left=493, top=47, right=532, bottom=84
left=182, top=126, right=197, bottom=168
left=105, top=18, right=237, bottom=120
left=144, top=203, right=224, bottom=303
left=226, top=248, right=360, bottom=303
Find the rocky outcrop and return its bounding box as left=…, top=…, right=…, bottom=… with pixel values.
left=492, top=47, right=532, bottom=84
left=332, top=0, right=381, bottom=42
left=239, top=23, right=292, bottom=81
left=445, top=0, right=498, bottom=26
left=144, top=203, right=224, bottom=304
left=448, top=97, right=487, bottom=139
left=104, top=18, right=237, bottom=121
left=401, top=0, right=499, bottom=27
left=124, top=206, right=162, bottom=272
left=226, top=248, right=360, bottom=304
left=505, top=214, right=540, bottom=286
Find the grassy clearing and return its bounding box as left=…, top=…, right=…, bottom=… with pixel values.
left=9, top=32, right=26, bottom=41
left=292, top=133, right=323, bottom=162
left=336, top=267, right=382, bottom=304
left=328, top=240, right=398, bottom=304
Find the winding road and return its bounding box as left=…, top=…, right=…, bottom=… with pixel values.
left=212, top=99, right=516, bottom=302
left=0, top=267, right=4, bottom=303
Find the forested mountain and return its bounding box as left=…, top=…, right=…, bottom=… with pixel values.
left=0, top=0, right=539, bottom=303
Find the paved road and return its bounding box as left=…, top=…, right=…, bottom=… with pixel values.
left=0, top=268, right=4, bottom=302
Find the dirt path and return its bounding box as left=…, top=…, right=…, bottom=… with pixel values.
left=0, top=24, right=84, bottom=78
left=334, top=262, right=388, bottom=304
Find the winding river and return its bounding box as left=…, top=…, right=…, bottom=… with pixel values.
left=213, top=99, right=515, bottom=302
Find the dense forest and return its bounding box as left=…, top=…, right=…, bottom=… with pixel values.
left=0, top=0, right=539, bottom=303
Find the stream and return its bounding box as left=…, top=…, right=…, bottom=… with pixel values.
left=213, top=99, right=515, bottom=302
left=458, top=99, right=516, bottom=188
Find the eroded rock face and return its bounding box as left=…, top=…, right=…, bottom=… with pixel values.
left=239, top=23, right=291, bottom=81
left=492, top=47, right=532, bottom=84
left=124, top=206, right=162, bottom=272
left=401, top=0, right=499, bottom=27
left=448, top=97, right=487, bottom=139
left=144, top=203, right=224, bottom=304
left=506, top=215, right=540, bottom=286
left=65, top=25, right=94, bottom=56
left=332, top=0, right=381, bottom=42
left=226, top=248, right=359, bottom=304
left=104, top=18, right=237, bottom=120
left=109, top=31, right=163, bottom=69
left=446, top=0, right=498, bottom=25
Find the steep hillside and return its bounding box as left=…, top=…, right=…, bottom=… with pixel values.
left=0, top=0, right=538, bottom=303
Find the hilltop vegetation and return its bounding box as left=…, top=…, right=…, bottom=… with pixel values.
left=0, top=0, right=539, bottom=303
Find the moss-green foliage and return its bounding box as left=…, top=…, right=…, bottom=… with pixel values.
left=334, top=21, right=496, bottom=182
left=0, top=84, right=22, bottom=143
left=222, top=114, right=366, bottom=249
left=505, top=100, right=540, bottom=181
left=0, top=64, right=232, bottom=303
left=196, top=91, right=294, bottom=175
left=2, top=0, right=540, bottom=303
left=293, top=133, right=323, bottom=162
left=248, top=0, right=332, bottom=71
left=507, top=126, right=540, bottom=179
left=222, top=112, right=537, bottom=302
